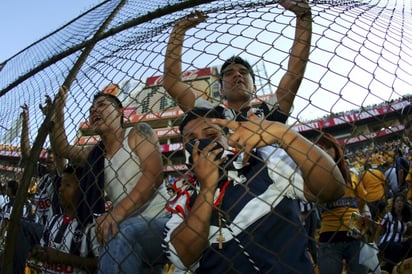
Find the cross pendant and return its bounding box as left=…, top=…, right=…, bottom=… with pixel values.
left=217, top=234, right=225, bottom=249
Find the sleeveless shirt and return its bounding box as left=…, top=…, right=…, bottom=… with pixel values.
left=104, top=127, right=167, bottom=218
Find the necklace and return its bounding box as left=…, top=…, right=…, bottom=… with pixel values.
left=164, top=178, right=231, bottom=250
left=214, top=180, right=230, bottom=250
left=217, top=210, right=225, bottom=249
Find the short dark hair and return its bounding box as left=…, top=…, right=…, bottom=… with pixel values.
left=63, top=164, right=83, bottom=181
left=92, top=92, right=124, bottom=126
left=179, top=107, right=225, bottom=134
left=219, top=56, right=255, bottom=84
left=395, top=148, right=403, bottom=157
left=93, top=92, right=123, bottom=109
left=6, top=180, right=18, bottom=196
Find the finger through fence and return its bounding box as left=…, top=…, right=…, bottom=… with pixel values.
left=0, top=0, right=411, bottom=273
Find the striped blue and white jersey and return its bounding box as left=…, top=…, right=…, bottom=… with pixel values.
left=40, top=215, right=99, bottom=274
left=164, top=145, right=313, bottom=273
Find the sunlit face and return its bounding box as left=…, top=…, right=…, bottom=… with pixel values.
left=220, top=63, right=256, bottom=104
left=181, top=118, right=227, bottom=149
left=89, top=96, right=122, bottom=134
left=58, top=173, right=79, bottom=209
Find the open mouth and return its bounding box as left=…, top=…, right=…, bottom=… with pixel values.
left=91, top=116, right=103, bottom=127
left=234, top=79, right=245, bottom=85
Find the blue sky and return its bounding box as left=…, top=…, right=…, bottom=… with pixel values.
left=0, top=0, right=410, bottom=120
left=0, top=0, right=104, bottom=63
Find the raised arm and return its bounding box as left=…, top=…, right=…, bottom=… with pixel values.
left=163, top=11, right=207, bottom=112
left=49, top=86, right=91, bottom=166
left=38, top=96, right=67, bottom=174
left=97, top=123, right=164, bottom=244
left=275, top=0, right=312, bottom=115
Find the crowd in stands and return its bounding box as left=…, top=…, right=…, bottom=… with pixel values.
left=1, top=1, right=412, bottom=273
left=0, top=76, right=410, bottom=274
left=1, top=134, right=411, bottom=273
left=298, top=95, right=412, bottom=124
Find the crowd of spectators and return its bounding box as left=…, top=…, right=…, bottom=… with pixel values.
left=0, top=0, right=411, bottom=272
left=0, top=128, right=410, bottom=273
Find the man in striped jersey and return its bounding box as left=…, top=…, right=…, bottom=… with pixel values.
left=163, top=107, right=345, bottom=273
left=162, top=0, right=312, bottom=124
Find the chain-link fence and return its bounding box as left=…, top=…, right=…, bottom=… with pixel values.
left=0, top=0, right=411, bottom=273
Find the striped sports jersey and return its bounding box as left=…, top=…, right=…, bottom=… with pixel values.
left=194, top=97, right=288, bottom=123
left=379, top=212, right=408, bottom=245
left=164, top=146, right=313, bottom=273
left=34, top=174, right=61, bottom=226
left=41, top=215, right=99, bottom=274
left=2, top=197, right=30, bottom=220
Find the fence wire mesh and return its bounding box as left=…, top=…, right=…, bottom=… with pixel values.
left=0, top=0, right=411, bottom=273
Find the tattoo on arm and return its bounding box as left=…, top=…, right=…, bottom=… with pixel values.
left=137, top=123, right=155, bottom=138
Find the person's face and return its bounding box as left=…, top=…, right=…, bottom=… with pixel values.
left=89, top=96, right=122, bottom=133
left=181, top=118, right=227, bottom=149
left=58, top=173, right=79, bottom=208
left=220, top=63, right=256, bottom=103
left=45, top=153, right=57, bottom=174
left=394, top=196, right=405, bottom=212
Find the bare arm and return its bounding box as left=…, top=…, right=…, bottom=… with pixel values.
left=171, top=189, right=214, bottom=267
left=114, top=123, right=164, bottom=218
left=170, top=141, right=224, bottom=266
left=50, top=86, right=91, bottom=166
left=275, top=0, right=312, bottom=114
left=163, top=11, right=207, bottom=112
left=30, top=245, right=97, bottom=273
left=38, top=96, right=67, bottom=174
left=212, top=113, right=345, bottom=203
left=96, top=123, right=164, bottom=243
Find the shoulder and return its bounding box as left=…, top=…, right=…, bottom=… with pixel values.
left=127, top=123, right=157, bottom=145
left=127, top=124, right=160, bottom=155
left=46, top=214, right=62, bottom=228
left=128, top=123, right=155, bottom=138
left=194, top=97, right=215, bottom=108
left=84, top=220, right=96, bottom=235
